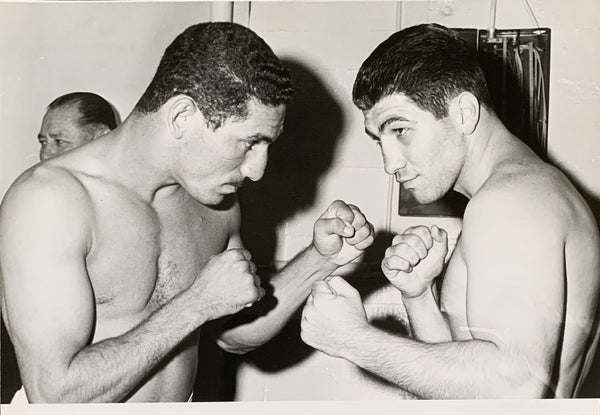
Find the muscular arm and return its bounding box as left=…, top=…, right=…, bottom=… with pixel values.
left=218, top=200, right=374, bottom=353
left=382, top=226, right=452, bottom=343
left=341, top=325, right=540, bottom=398
left=303, top=190, right=566, bottom=398
left=403, top=287, right=452, bottom=343
left=0, top=174, right=240, bottom=402
left=217, top=236, right=338, bottom=353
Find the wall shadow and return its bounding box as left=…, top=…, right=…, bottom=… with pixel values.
left=237, top=58, right=345, bottom=267
left=195, top=59, right=346, bottom=401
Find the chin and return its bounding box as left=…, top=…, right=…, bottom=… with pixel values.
left=204, top=194, right=227, bottom=206
left=410, top=188, right=445, bottom=205
left=187, top=189, right=224, bottom=206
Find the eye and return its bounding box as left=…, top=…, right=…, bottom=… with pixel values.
left=243, top=141, right=255, bottom=150
left=393, top=127, right=409, bottom=137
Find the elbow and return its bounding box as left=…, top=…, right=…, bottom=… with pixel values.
left=27, top=370, right=97, bottom=403
left=486, top=369, right=548, bottom=399
left=511, top=377, right=548, bottom=399
left=216, top=336, right=260, bottom=355
left=27, top=379, right=75, bottom=403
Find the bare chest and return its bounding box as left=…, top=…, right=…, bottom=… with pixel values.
left=85, top=192, right=231, bottom=321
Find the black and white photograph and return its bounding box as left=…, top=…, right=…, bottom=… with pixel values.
left=1, top=1, right=599, bottom=414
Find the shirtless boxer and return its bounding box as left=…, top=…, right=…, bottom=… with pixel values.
left=37, top=92, right=117, bottom=160
left=300, top=23, right=600, bottom=398
left=0, top=22, right=374, bottom=403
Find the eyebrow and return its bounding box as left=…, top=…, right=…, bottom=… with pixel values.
left=378, top=116, right=413, bottom=132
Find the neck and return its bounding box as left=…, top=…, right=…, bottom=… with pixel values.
left=453, top=109, right=520, bottom=199
left=93, top=112, right=179, bottom=202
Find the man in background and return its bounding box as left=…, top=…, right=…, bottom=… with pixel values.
left=300, top=23, right=600, bottom=398
left=37, top=92, right=117, bottom=160
left=0, top=22, right=374, bottom=403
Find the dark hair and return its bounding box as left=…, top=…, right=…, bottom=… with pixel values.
left=353, top=23, right=493, bottom=119
left=48, top=92, right=117, bottom=131
left=134, top=22, right=293, bottom=129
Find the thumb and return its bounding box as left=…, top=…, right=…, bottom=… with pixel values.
left=312, top=280, right=336, bottom=296
left=326, top=276, right=357, bottom=297
left=318, top=218, right=354, bottom=238
left=431, top=225, right=448, bottom=243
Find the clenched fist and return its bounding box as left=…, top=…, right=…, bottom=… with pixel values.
left=191, top=248, right=265, bottom=321
left=313, top=200, right=375, bottom=266
left=300, top=276, right=368, bottom=358
left=382, top=225, right=448, bottom=299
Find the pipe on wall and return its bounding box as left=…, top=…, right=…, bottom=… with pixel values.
left=210, top=2, right=234, bottom=22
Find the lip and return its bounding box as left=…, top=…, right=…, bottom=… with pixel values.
left=397, top=175, right=418, bottom=185
left=223, top=182, right=244, bottom=193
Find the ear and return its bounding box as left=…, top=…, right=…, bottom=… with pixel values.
left=450, top=92, right=480, bottom=135
left=167, top=95, right=199, bottom=139
left=92, top=127, right=111, bottom=140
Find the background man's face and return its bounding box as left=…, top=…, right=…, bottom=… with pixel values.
left=363, top=93, right=466, bottom=204
left=37, top=105, right=95, bottom=160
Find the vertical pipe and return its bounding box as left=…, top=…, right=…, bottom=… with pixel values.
left=488, top=0, right=498, bottom=38
left=210, top=2, right=234, bottom=22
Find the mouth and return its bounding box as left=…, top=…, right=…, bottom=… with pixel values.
left=396, top=174, right=418, bottom=186
left=223, top=182, right=244, bottom=193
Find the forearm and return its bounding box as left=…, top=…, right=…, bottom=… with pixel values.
left=403, top=287, right=452, bottom=343
left=341, top=325, right=544, bottom=399
left=218, top=245, right=337, bottom=353
left=30, top=289, right=206, bottom=403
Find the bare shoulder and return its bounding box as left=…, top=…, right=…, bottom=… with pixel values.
left=463, top=160, right=581, bottom=239
left=0, top=164, right=93, bottom=245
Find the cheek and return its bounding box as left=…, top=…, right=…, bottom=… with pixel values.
left=436, top=134, right=464, bottom=177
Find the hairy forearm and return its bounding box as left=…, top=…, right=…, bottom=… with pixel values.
left=403, top=287, right=452, bottom=343
left=31, top=289, right=206, bottom=403
left=342, top=326, right=544, bottom=399
left=218, top=245, right=337, bottom=353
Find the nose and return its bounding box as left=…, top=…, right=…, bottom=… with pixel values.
left=381, top=139, right=407, bottom=175
left=240, top=146, right=268, bottom=182
left=40, top=145, right=56, bottom=161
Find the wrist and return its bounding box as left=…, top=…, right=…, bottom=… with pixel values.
left=401, top=287, right=432, bottom=303
left=175, top=287, right=211, bottom=327
left=306, top=243, right=339, bottom=273
left=339, top=321, right=375, bottom=362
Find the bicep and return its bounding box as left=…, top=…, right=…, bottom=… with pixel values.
left=462, top=195, right=565, bottom=379
left=0, top=183, right=95, bottom=387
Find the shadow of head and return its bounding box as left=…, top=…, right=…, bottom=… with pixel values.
left=239, top=58, right=345, bottom=267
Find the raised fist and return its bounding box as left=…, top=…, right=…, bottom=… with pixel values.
left=381, top=225, right=448, bottom=299
left=191, top=248, right=265, bottom=320
left=313, top=200, right=374, bottom=266
left=300, top=276, right=368, bottom=358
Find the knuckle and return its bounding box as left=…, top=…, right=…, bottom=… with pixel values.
left=392, top=234, right=404, bottom=245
